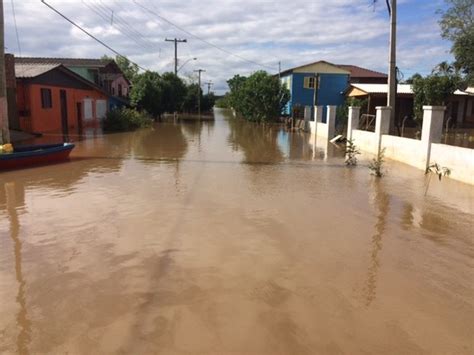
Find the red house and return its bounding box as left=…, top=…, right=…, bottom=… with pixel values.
left=15, top=61, right=109, bottom=136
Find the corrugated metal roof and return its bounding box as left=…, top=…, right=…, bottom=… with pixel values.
left=15, top=57, right=110, bottom=68
left=350, top=83, right=413, bottom=94
left=337, top=65, right=387, bottom=78
left=15, top=63, right=61, bottom=78
left=454, top=87, right=474, bottom=96
left=351, top=84, right=473, bottom=96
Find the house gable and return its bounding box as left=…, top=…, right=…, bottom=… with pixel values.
left=293, top=61, right=350, bottom=74
left=25, top=68, right=94, bottom=90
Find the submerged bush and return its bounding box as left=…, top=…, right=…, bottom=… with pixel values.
left=345, top=139, right=360, bottom=166
left=369, top=148, right=386, bottom=177
left=103, top=108, right=153, bottom=132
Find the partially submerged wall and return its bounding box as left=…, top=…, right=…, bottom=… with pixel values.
left=348, top=106, right=474, bottom=185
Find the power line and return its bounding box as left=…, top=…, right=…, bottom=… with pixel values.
left=91, top=0, right=160, bottom=52
left=10, top=0, right=21, bottom=56
left=133, top=0, right=277, bottom=71
left=82, top=1, right=152, bottom=53
left=41, top=0, right=149, bottom=72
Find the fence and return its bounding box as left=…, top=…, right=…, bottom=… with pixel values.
left=307, top=104, right=473, bottom=185
left=347, top=105, right=473, bottom=185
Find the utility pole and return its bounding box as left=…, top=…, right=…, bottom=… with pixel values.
left=194, top=69, right=205, bottom=118
left=387, top=0, right=397, bottom=132
left=205, top=81, right=213, bottom=95
left=0, top=0, right=10, bottom=144
left=165, top=38, right=187, bottom=75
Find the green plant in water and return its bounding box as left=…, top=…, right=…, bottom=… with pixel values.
left=424, top=163, right=451, bottom=195
left=369, top=148, right=386, bottom=177
left=103, top=108, right=153, bottom=132
left=345, top=139, right=360, bottom=166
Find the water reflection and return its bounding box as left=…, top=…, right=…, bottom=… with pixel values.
left=311, top=135, right=343, bottom=161
left=227, top=119, right=284, bottom=163
left=132, top=124, right=188, bottom=163
left=3, top=182, right=32, bottom=355
left=364, top=180, right=390, bottom=306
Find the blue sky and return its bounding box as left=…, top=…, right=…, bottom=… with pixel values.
left=4, top=0, right=454, bottom=94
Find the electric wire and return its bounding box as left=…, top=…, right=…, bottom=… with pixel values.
left=41, top=0, right=149, bottom=72
left=90, top=0, right=159, bottom=51
left=133, top=0, right=278, bottom=71
left=82, top=1, right=153, bottom=53
left=11, top=0, right=22, bottom=56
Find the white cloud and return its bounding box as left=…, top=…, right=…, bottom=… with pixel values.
left=5, top=0, right=452, bottom=94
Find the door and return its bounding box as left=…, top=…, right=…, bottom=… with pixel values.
left=60, top=90, right=69, bottom=141
left=76, top=102, right=83, bottom=135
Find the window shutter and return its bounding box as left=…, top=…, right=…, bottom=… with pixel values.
left=303, top=77, right=309, bottom=89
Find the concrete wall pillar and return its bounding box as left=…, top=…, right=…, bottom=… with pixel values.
left=421, top=105, right=445, bottom=168
left=303, top=106, right=311, bottom=132
left=375, top=106, right=391, bottom=154
left=326, top=105, right=336, bottom=139
left=314, top=105, right=323, bottom=123
left=347, top=106, right=360, bottom=141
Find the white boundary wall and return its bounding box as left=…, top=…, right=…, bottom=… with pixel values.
left=382, top=135, right=425, bottom=169
left=309, top=105, right=336, bottom=139
left=348, top=106, right=474, bottom=185
left=430, top=144, right=474, bottom=185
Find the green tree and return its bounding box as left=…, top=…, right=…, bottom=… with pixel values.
left=227, top=71, right=290, bottom=122
left=438, top=0, right=474, bottom=85
left=227, top=75, right=247, bottom=111
left=201, top=93, right=216, bottom=112
left=161, top=72, right=187, bottom=113
left=215, top=94, right=231, bottom=108
left=412, top=72, right=461, bottom=121
left=130, top=71, right=164, bottom=118
left=182, top=83, right=201, bottom=113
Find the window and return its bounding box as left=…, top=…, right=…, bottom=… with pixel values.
left=303, top=76, right=316, bottom=89
left=40, top=88, right=52, bottom=108
left=118, top=84, right=123, bottom=97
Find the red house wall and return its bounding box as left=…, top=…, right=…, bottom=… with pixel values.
left=17, top=83, right=107, bottom=134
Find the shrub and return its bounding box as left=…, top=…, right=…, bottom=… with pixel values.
left=345, top=139, right=360, bottom=166
left=369, top=148, right=386, bottom=177
left=103, top=108, right=153, bottom=132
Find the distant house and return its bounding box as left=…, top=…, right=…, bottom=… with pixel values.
left=15, top=61, right=109, bottom=135
left=15, top=57, right=131, bottom=110
left=337, top=65, right=388, bottom=84
left=279, top=60, right=351, bottom=118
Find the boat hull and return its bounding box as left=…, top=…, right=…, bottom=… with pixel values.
left=0, top=143, right=75, bottom=170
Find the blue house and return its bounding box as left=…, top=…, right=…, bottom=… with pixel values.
left=279, top=60, right=350, bottom=120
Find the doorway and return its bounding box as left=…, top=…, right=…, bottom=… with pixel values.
left=76, top=102, right=83, bottom=136
left=60, top=90, right=69, bottom=141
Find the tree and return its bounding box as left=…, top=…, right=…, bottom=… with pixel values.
left=411, top=72, right=461, bottom=121
left=182, top=83, right=200, bottom=113
left=201, top=93, right=216, bottom=112
left=438, top=0, right=474, bottom=85
left=226, top=71, right=290, bottom=123
left=130, top=71, right=164, bottom=118
left=404, top=73, right=422, bottom=84
left=161, top=72, right=187, bottom=113
left=226, top=75, right=247, bottom=111
left=432, top=61, right=456, bottom=75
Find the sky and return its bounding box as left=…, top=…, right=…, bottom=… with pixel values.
left=4, top=0, right=454, bottom=94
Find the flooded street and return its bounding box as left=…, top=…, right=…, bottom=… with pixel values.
left=0, top=109, right=473, bottom=354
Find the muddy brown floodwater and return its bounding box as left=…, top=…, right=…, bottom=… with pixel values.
left=0, top=109, right=473, bottom=354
